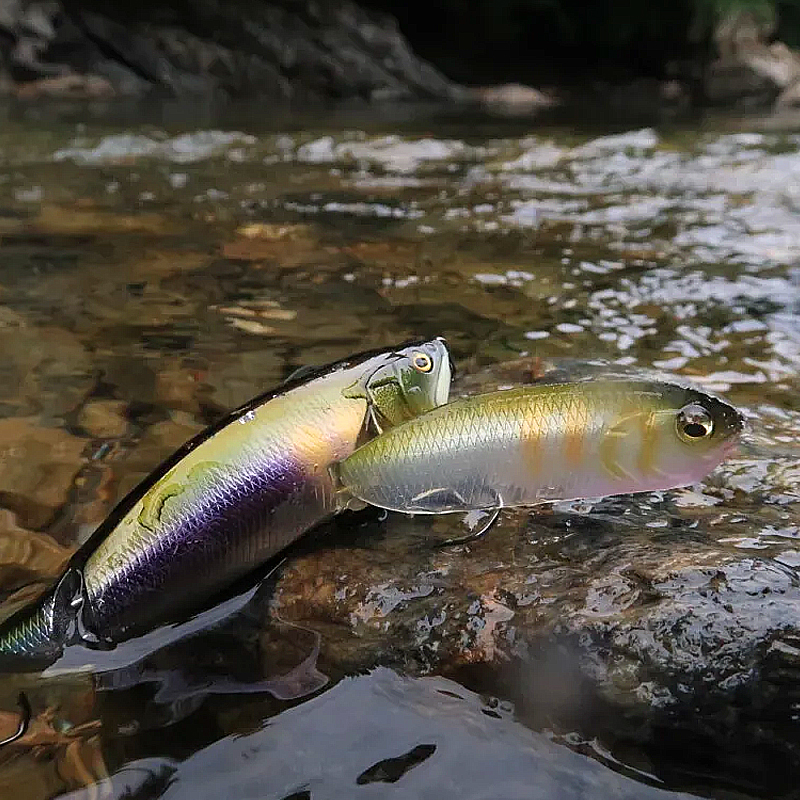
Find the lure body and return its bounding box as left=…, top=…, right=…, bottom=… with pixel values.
left=0, top=339, right=451, bottom=662
left=337, top=380, right=744, bottom=514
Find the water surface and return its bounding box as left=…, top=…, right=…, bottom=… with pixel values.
left=0, top=100, right=798, bottom=800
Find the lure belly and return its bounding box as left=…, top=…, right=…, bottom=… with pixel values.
left=0, top=339, right=451, bottom=664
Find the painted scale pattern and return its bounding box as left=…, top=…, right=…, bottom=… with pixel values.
left=338, top=381, right=743, bottom=513
left=0, top=356, right=376, bottom=659
left=0, top=570, right=80, bottom=662
left=0, top=338, right=452, bottom=662
left=81, top=372, right=368, bottom=640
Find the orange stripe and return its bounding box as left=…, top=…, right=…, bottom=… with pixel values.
left=520, top=411, right=544, bottom=476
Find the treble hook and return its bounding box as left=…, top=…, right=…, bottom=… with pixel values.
left=0, top=692, right=31, bottom=747
left=437, top=506, right=501, bottom=547
left=434, top=488, right=504, bottom=548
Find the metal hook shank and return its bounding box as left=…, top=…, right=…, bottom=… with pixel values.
left=0, top=692, right=31, bottom=747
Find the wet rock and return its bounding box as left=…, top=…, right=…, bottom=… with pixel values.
left=201, top=348, right=285, bottom=411
left=0, top=754, right=64, bottom=800
left=0, top=672, right=102, bottom=800
left=221, top=223, right=322, bottom=265
left=0, top=418, right=86, bottom=529
left=98, top=358, right=159, bottom=409
left=155, top=365, right=205, bottom=415
left=704, top=10, right=800, bottom=106
left=96, top=357, right=203, bottom=417
left=706, top=57, right=780, bottom=106
left=211, top=303, right=299, bottom=343
left=0, top=0, right=461, bottom=101
left=271, top=468, right=800, bottom=795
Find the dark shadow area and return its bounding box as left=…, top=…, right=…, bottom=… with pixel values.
left=362, top=0, right=699, bottom=86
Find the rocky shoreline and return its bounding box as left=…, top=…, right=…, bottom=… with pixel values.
left=2, top=1, right=800, bottom=110
left=0, top=0, right=462, bottom=101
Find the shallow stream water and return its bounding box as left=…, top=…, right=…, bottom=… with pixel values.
left=0, top=100, right=798, bottom=800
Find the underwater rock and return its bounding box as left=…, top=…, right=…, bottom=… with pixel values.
left=200, top=348, right=285, bottom=412
left=0, top=418, right=86, bottom=530
left=0, top=324, right=92, bottom=420
left=0, top=509, right=71, bottom=589
left=76, top=400, right=130, bottom=440
left=0, top=670, right=102, bottom=800
left=221, top=223, right=321, bottom=266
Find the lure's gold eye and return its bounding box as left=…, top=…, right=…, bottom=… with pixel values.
left=677, top=404, right=714, bottom=440
left=412, top=352, right=433, bottom=373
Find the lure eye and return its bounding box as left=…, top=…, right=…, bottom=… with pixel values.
left=677, top=404, right=714, bottom=440
left=412, top=352, right=433, bottom=373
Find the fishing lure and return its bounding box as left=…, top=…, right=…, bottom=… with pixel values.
left=0, top=339, right=452, bottom=667
left=335, top=380, right=744, bottom=534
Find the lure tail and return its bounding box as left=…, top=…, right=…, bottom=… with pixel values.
left=0, top=569, right=82, bottom=672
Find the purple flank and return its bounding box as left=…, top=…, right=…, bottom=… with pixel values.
left=84, top=449, right=312, bottom=639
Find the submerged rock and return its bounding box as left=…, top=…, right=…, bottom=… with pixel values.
left=0, top=417, right=86, bottom=530
left=0, top=509, right=71, bottom=590
left=77, top=400, right=130, bottom=440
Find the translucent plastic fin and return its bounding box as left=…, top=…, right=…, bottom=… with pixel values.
left=328, top=464, right=368, bottom=512
left=437, top=507, right=501, bottom=547
left=408, top=487, right=470, bottom=513
left=363, top=402, right=385, bottom=437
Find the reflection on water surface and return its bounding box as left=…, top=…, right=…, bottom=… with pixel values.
left=0, top=101, right=798, bottom=799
